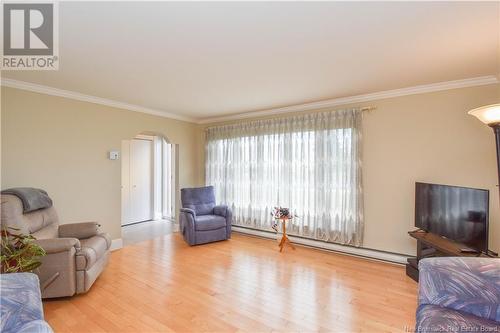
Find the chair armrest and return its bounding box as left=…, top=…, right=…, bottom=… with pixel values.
left=214, top=205, right=232, bottom=239
left=213, top=205, right=228, bottom=217
left=179, top=208, right=196, bottom=245
left=58, top=222, right=99, bottom=239
left=96, top=232, right=112, bottom=249
left=34, top=238, right=80, bottom=254
left=180, top=208, right=196, bottom=217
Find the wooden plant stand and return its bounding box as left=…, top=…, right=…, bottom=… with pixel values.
left=278, top=217, right=295, bottom=252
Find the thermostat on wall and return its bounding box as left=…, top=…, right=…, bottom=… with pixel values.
left=109, top=150, right=120, bottom=160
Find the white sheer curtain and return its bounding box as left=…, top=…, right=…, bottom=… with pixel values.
left=206, top=109, right=364, bottom=246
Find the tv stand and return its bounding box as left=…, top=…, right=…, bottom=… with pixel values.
left=406, top=230, right=495, bottom=282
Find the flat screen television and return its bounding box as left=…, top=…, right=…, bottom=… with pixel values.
left=415, top=182, right=489, bottom=253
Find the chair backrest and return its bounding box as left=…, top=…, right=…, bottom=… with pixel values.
left=181, top=186, right=216, bottom=216
left=0, top=194, right=59, bottom=239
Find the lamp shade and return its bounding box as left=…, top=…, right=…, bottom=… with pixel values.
left=468, top=104, right=500, bottom=126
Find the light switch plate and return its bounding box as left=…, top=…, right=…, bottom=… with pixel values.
left=109, top=150, right=119, bottom=160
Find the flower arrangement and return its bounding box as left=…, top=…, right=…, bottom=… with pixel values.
left=271, top=207, right=297, bottom=231
left=0, top=227, right=46, bottom=273
left=271, top=207, right=294, bottom=220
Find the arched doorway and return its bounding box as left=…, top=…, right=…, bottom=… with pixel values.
left=120, top=131, right=179, bottom=245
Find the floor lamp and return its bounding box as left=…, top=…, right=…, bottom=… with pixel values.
left=468, top=103, right=500, bottom=257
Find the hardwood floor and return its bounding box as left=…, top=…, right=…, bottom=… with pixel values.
left=122, top=219, right=175, bottom=246
left=43, top=233, right=417, bottom=333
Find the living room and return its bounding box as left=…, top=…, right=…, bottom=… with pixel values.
left=1, top=1, right=499, bottom=332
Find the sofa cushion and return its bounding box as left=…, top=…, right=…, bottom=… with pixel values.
left=181, top=186, right=216, bottom=216
left=195, top=215, right=226, bottom=231
left=416, top=304, right=500, bottom=333
left=76, top=235, right=109, bottom=270
left=1, top=194, right=58, bottom=239
left=0, top=273, right=53, bottom=333
left=419, top=257, right=500, bottom=322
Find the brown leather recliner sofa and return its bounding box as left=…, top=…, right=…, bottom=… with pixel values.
left=1, top=194, right=111, bottom=298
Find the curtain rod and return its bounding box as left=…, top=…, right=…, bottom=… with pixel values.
left=206, top=106, right=378, bottom=130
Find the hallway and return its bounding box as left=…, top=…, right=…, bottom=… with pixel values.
left=122, top=219, right=176, bottom=246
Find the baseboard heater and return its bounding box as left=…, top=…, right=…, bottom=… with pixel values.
left=232, top=226, right=410, bottom=265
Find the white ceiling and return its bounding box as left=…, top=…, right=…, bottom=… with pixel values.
left=2, top=1, right=499, bottom=122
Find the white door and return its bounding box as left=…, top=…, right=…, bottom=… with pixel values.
left=129, top=139, right=153, bottom=223
left=121, top=140, right=131, bottom=225
left=162, top=140, right=173, bottom=218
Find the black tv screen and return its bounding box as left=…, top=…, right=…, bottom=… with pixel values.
left=415, top=182, right=489, bottom=252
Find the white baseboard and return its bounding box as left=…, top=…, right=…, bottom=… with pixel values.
left=110, top=238, right=123, bottom=251
left=232, top=226, right=409, bottom=265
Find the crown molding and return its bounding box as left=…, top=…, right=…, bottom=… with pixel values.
left=197, top=75, right=499, bottom=124
left=0, top=78, right=197, bottom=123
left=2, top=75, right=498, bottom=125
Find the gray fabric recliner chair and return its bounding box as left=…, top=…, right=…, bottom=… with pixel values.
left=179, top=186, right=232, bottom=245
left=0, top=194, right=111, bottom=298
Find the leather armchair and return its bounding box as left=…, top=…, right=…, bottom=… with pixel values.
left=179, top=186, right=232, bottom=245
left=0, top=194, right=110, bottom=298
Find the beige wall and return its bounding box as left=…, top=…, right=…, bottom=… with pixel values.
left=1, top=87, right=203, bottom=240
left=198, top=83, right=500, bottom=255
left=3, top=83, right=500, bottom=255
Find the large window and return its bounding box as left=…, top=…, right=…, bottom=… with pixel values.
left=206, top=109, right=364, bottom=246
